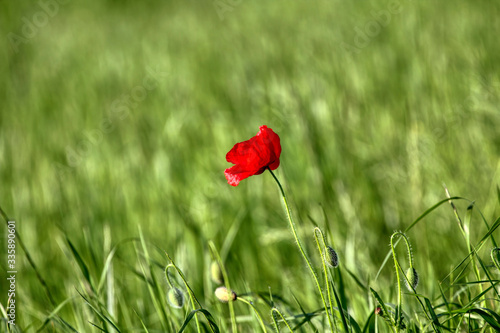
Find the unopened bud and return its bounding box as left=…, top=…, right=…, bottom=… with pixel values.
left=405, top=267, right=419, bottom=291
left=167, top=287, right=185, bottom=308
left=211, top=261, right=224, bottom=285
left=215, top=286, right=237, bottom=302
left=324, top=246, right=339, bottom=268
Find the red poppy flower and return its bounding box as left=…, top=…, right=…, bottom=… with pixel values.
left=224, top=125, right=281, bottom=186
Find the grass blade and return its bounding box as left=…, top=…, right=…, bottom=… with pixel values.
left=178, top=309, right=220, bottom=333
left=66, top=236, right=96, bottom=294
left=76, top=289, right=121, bottom=332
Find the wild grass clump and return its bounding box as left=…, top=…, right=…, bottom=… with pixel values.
left=2, top=178, right=499, bottom=332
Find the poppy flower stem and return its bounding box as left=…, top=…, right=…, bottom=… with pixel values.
left=267, top=168, right=335, bottom=330
left=390, top=232, right=413, bottom=332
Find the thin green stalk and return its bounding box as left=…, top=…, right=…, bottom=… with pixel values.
left=464, top=205, right=485, bottom=308
left=163, top=264, right=189, bottom=329
left=271, top=307, right=294, bottom=333
left=165, top=255, right=204, bottom=333
left=267, top=169, right=334, bottom=331
left=445, top=189, right=485, bottom=308
left=444, top=185, right=464, bottom=232
left=390, top=232, right=414, bottom=332
left=389, top=232, right=440, bottom=332
left=136, top=234, right=169, bottom=332
left=238, top=297, right=267, bottom=332
left=313, top=227, right=338, bottom=331
left=208, top=241, right=238, bottom=333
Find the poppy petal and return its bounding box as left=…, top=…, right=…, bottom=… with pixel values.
left=224, top=125, right=281, bottom=186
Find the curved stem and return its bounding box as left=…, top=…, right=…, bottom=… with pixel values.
left=313, top=228, right=337, bottom=331
left=271, top=307, right=293, bottom=333
left=238, top=297, right=267, bottom=332
left=165, top=264, right=176, bottom=288
left=165, top=254, right=204, bottom=333
left=390, top=232, right=414, bottom=332
left=267, top=169, right=334, bottom=330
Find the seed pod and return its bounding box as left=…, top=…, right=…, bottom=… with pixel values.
left=167, top=287, right=185, bottom=309
left=324, top=246, right=339, bottom=268
left=215, top=286, right=237, bottom=302
left=405, top=267, right=419, bottom=291
left=210, top=261, right=224, bottom=285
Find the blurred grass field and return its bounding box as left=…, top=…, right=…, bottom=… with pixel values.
left=1, top=0, right=500, bottom=331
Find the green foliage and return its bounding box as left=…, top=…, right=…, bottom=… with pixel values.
left=1, top=0, right=500, bottom=331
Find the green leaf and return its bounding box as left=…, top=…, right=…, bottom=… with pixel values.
left=424, top=297, right=441, bottom=331
left=178, top=309, right=220, bottom=333
left=66, top=236, right=95, bottom=294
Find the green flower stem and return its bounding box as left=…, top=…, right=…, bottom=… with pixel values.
left=165, top=264, right=176, bottom=288
left=445, top=190, right=484, bottom=306
left=208, top=241, right=238, bottom=333
left=390, top=233, right=441, bottom=331
left=165, top=255, right=203, bottom=333
left=390, top=232, right=407, bottom=332
left=392, top=232, right=414, bottom=269
left=390, top=232, right=414, bottom=332
left=267, top=168, right=334, bottom=330
left=238, top=297, right=267, bottom=332
left=313, top=227, right=337, bottom=331
left=271, top=307, right=294, bottom=333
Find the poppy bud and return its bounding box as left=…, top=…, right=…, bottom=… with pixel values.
left=405, top=267, right=419, bottom=291
left=167, top=287, right=185, bottom=309
left=324, top=246, right=339, bottom=268
left=215, top=286, right=237, bottom=302
left=210, top=261, right=224, bottom=285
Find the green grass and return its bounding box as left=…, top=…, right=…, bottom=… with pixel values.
left=1, top=0, right=500, bottom=331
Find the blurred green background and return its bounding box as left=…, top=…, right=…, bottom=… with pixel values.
left=1, top=0, right=499, bottom=331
